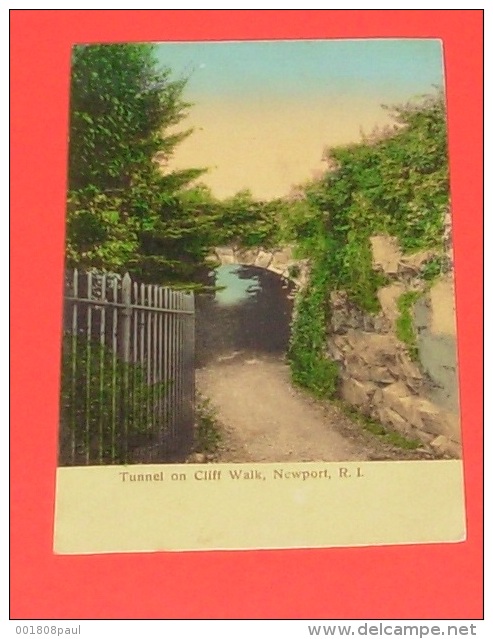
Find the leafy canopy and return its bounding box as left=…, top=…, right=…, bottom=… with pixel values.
left=66, top=43, right=217, bottom=284
left=287, top=90, right=449, bottom=395
left=69, top=43, right=191, bottom=193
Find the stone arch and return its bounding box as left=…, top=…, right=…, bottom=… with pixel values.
left=209, top=245, right=310, bottom=291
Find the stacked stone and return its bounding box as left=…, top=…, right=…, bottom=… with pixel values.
left=326, top=235, right=461, bottom=458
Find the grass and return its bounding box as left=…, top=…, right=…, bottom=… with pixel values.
left=396, top=290, right=422, bottom=361
left=194, top=395, right=222, bottom=454
left=334, top=400, right=421, bottom=450
left=421, top=255, right=443, bottom=283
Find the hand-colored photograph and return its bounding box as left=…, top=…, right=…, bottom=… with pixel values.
left=59, top=39, right=461, bottom=468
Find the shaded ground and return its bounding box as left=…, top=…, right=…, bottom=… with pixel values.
left=196, top=352, right=437, bottom=463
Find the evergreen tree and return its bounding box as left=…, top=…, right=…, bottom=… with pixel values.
left=66, top=43, right=213, bottom=284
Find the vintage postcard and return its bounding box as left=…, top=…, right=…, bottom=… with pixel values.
left=54, top=38, right=465, bottom=554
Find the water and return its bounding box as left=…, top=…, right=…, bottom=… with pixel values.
left=196, top=264, right=294, bottom=366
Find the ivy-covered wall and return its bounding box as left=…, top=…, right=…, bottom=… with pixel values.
left=286, top=91, right=450, bottom=397
left=284, top=92, right=460, bottom=456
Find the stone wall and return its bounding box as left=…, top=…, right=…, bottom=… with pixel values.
left=209, top=245, right=310, bottom=291
left=326, top=234, right=461, bottom=458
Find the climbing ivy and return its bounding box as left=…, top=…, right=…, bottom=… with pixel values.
left=286, top=205, right=341, bottom=398
left=213, top=190, right=289, bottom=249
left=286, top=90, right=449, bottom=397
left=395, top=290, right=423, bottom=361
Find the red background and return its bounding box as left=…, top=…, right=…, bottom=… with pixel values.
left=10, top=10, right=483, bottom=620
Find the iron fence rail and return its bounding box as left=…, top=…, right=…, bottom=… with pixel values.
left=59, top=269, right=195, bottom=466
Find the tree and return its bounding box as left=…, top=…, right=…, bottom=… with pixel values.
left=66, top=43, right=213, bottom=284
left=68, top=43, right=190, bottom=193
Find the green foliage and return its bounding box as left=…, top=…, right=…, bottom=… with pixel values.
left=194, top=395, right=222, bottom=454
left=396, top=291, right=423, bottom=360
left=288, top=264, right=301, bottom=279
left=66, top=190, right=140, bottom=271
left=289, top=287, right=339, bottom=398
left=287, top=218, right=341, bottom=398
left=286, top=90, right=448, bottom=395
left=321, top=92, right=448, bottom=254
left=66, top=44, right=304, bottom=284
left=421, top=256, right=443, bottom=282
left=59, top=335, right=167, bottom=465
left=69, top=43, right=190, bottom=193
left=214, top=190, right=285, bottom=248
left=334, top=401, right=421, bottom=450
left=66, top=43, right=217, bottom=285
left=342, top=226, right=387, bottom=313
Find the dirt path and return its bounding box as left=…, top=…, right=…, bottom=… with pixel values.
left=197, top=352, right=395, bottom=463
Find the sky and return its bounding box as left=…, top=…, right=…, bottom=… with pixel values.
left=214, top=265, right=260, bottom=306
left=155, top=39, right=445, bottom=200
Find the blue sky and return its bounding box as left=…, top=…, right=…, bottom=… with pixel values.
left=154, top=39, right=445, bottom=199
left=156, top=39, right=444, bottom=100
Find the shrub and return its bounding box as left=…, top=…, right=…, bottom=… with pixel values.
left=395, top=291, right=422, bottom=360
left=59, top=334, right=167, bottom=465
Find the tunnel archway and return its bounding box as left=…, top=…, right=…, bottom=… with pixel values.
left=195, top=262, right=297, bottom=368
left=209, top=245, right=309, bottom=289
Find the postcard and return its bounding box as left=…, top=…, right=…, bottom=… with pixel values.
left=53, top=38, right=465, bottom=554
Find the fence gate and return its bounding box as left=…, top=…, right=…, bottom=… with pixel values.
left=59, top=269, right=195, bottom=466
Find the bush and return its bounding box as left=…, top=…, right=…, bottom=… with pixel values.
left=395, top=291, right=422, bottom=360
left=194, top=395, right=222, bottom=454
left=59, top=335, right=167, bottom=465
left=288, top=284, right=339, bottom=398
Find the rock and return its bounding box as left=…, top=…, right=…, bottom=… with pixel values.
left=324, top=260, right=461, bottom=451
left=254, top=250, right=274, bottom=269
left=326, top=340, right=345, bottom=362
left=345, top=354, right=396, bottom=384
left=269, top=265, right=285, bottom=276
left=270, top=246, right=295, bottom=272
left=370, top=235, right=402, bottom=275
left=235, top=247, right=258, bottom=265
left=292, top=273, right=309, bottom=291
left=333, top=335, right=351, bottom=352
left=191, top=452, right=206, bottom=463
left=430, top=435, right=462, bottom=458
left=331, top=308, right=350, bottom=334
left=330, top=290, right=349, bottom=308
left=417, top=402, right=460, bottom=440
left=414, top=297, right=460, bottom=414
left=377, top=283, right=406, bottom=326
left=379, top=382, right=424, bottom=429
left=398, top=354, right=423, bottom=381
left=326, top=335, right=352, bottom=362
left=329, top=291, right=385, bottom=334
left=398, top=249, right=435, bottom=274
left=371, top=315, right=391, bottom=333
left=375, top=405, right=412, bottom=435
left=428, top=276, right=457, bottom=337
left=215, top=246, right=236, bottom=265
left=346, top=332, right=402, bottom=368
left=277, top=246, right=296, bottom=261
left=413, top=430, right=436, bottom=445
left=340, top=376, right=376, bottom=411
left=388, top=352, right=424, bottom=393
left=367, top=366, right=396, bottom=384
left=413, top=294, right=430, bottom=332
left=361, top=314, right=378, bottom=332
left=372, top=387, right=384, bottom=405
left=205, top=253, right=221, bottom=266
